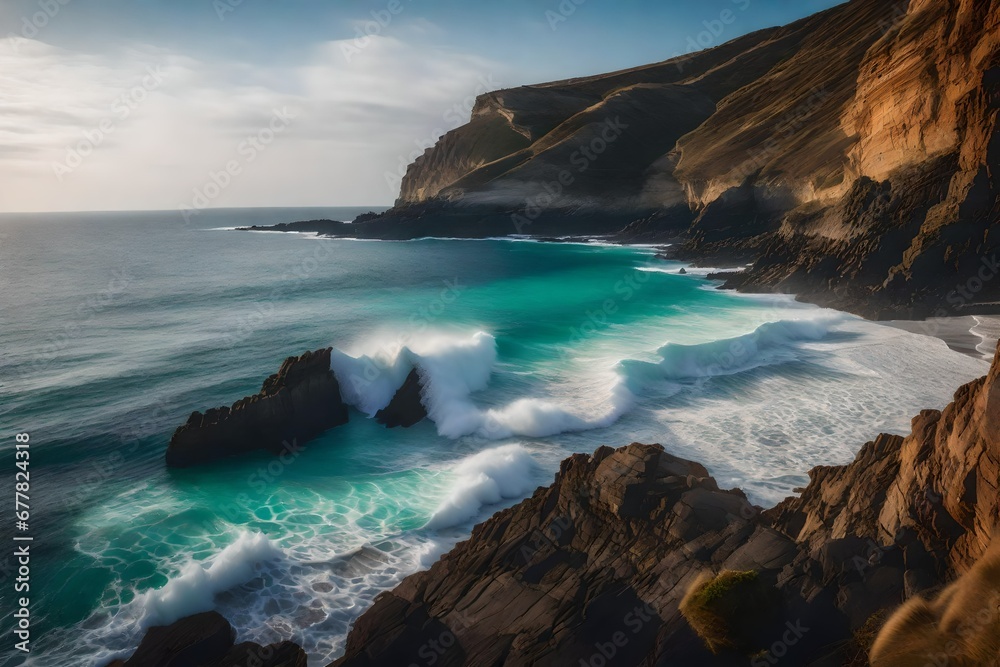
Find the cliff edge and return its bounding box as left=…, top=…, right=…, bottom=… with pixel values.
left=299, top=0, right=1000, bottom=319
left=331, top=343, right=1000, bottom=666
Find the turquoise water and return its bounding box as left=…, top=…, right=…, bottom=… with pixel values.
left=0, top=209, right=989, bottom=665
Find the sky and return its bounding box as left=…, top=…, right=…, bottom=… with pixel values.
left=0, top=0, right=843, bottom=212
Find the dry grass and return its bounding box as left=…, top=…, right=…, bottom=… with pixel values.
left=870, top=543, right=1000, bottom=666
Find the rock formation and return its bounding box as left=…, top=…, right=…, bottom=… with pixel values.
left=374, top=368, right=428, bottom=428
left=254, top=0, right=999, bottom=319
left=105, top=612, right=306, bottom=667
left=331, top=344, right=1000, bottom=666
left=166, top=348, right=349, bottom=467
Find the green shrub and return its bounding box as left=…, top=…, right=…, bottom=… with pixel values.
left=680, top=569, right=777, bottom=655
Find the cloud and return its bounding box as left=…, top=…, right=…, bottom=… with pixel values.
left=0, top=34, right=509, bottom=212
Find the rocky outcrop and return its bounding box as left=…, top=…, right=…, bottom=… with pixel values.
left=166, top=349, right=349, bottom=467
left=106, top=612, right=306, bottom=667
left=374, top=368, right=428, bottom=428
left=255, top=0, right=998, bottom=319
left=331, top=344, right=1000, bottom=667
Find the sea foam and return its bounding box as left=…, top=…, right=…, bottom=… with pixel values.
left=140, top=532, right=283, bottom=628
left=426, top=444, right=540, bottom=530
left=329, top=320, right=837, bottom=442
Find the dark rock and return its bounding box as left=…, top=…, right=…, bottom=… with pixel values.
left=374, top=368, right=427, bottom=428
left=121, top=612, right=233, bottom=667
left=110, top=612, right=307, bottom=667
left=166, top=348, right=349, bottom=467
left=331, top=344, right=1000, bottom=666
left=219, top=641, right=308, bottom=667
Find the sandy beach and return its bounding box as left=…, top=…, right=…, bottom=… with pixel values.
left=883, top=315, right=1000, bottom=360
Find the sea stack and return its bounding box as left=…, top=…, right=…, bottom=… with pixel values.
left=166, top=348, right=349, bottom=467
left=374, top=368, right=428, bottom=428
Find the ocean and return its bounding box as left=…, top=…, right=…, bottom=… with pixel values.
left=0, top=208, right=989, bottom=666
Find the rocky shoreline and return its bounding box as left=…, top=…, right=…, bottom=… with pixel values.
left=132, top=343, right=1000, bottom=666
left=328, top=342, right=1000, bottom=666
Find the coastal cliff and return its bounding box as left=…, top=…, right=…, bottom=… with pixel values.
left=267, top=0, right=999, bottom=319
left=330, top=343, right=1000, bottom=666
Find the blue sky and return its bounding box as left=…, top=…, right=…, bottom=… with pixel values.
left=0, top=0, right=843, bottom=212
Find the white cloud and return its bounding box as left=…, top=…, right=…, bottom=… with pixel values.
left=0, top=34, right=510, bottom=212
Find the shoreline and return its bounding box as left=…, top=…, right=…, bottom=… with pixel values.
left=881, top=315, right=1000, bottom=361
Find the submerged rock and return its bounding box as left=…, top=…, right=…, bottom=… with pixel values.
left=106, top=611, right=306, bottom=667
left=375, top=368, right=428, bottom=428
left=166, top=348, right=349, bottom=467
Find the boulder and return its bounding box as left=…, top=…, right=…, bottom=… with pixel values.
left=108, top=612, right=307, bottom=667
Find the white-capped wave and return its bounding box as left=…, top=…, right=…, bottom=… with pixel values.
left=329, top=320, right=836, bottom=443
left=140, top=532, right=283, bottom=628
left=330, top=345, right=415, bottom=416
left=426, top=444, right=540, bottom=530
left=620, top=317, right=836, bottom=387
left=330, top=331, right=620, bottom=439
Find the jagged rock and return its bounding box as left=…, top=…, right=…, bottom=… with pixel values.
left=107, top=612, right=307, bottom=667
left=374, top=368, right=428, bottom=428
left=166, top=348, right=349, bottom=467
left=331, top=345, right=1000, bottom=666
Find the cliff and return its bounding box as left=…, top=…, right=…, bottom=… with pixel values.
left=166, top=349, right=349, bottom=467
left=330, top=343, right=1000, bottom=666
left=282, top=0, right=999, bottom=319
